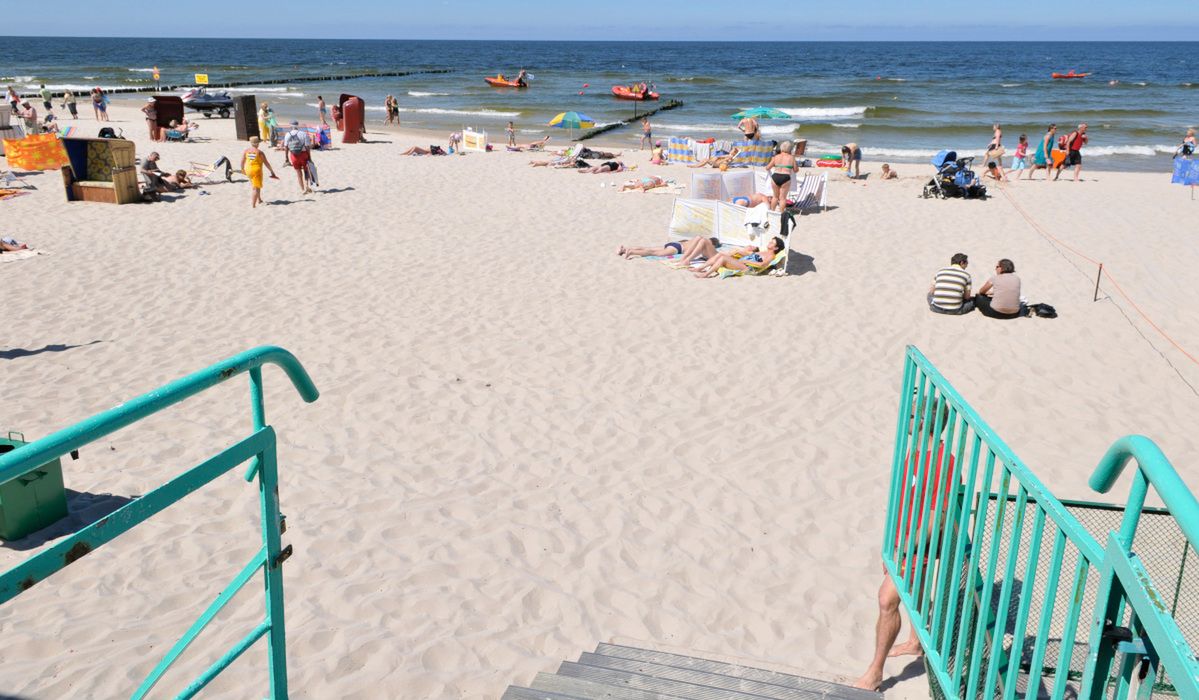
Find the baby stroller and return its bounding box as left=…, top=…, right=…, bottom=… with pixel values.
left=923, top=150, right=987, bottom=199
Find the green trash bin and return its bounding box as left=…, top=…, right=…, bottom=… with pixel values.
left=0, top=432, right=69, bottom=541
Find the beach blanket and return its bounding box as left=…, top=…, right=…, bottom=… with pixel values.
left=0, top=249, right=45, bottom=263
left=666, top=136, right=695, bottom=164
left=3, top=133, right=70, bottom=171
left=729, top=139, right=773, bottom=168
left=1172, top=157, right=1199, bottom=186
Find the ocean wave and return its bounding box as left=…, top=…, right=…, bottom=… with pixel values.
left=782, top=106, right=870, bottom=119
left=127, top=68, right=156, bottom=73
left=1086, top=144, right=1175, bottom=156
left=225, top=87, right=296, bottom=93
left=832, top=123, right=861, bottom=128
left=1, top=75, right=34, bottom=83
left=407, top=91, right=449, bottom=97
left=665, top=76, right=720, bottom=84
left=760, top=124, right=798, bottom=136
left=1001, top=83, right=1022, bottom=88
left=27, top=83, right=126, bottom=91
left=658, top=123, right=736, bottom=133
left=398, top=106, right=521, bottom=118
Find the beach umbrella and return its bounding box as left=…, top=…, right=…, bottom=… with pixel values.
left=548, top=111, right=596, bottom=140
left=731, top=106, right=792, bottom=120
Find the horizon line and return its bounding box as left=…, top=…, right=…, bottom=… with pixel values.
left=4, top=35, right=1199, bottom=42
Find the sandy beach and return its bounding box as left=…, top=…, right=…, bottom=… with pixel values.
left=2, top=99, right=1198, bottom=699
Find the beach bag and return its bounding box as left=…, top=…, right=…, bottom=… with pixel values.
left=1028, top=303, right=1057, bottom=319
left=286, top=131, right=307, bottom=153
left=97, top=127, right=121, bottom=139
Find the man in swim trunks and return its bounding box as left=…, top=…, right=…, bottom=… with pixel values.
left=1053, top=123, right=1087, bottom=182
left=617, top=236, right=721, bottom=260
left=579, top=161, right=624, bottom=174
left=842, top=143, right=862, bottom=178
left=282, top=121, right=313, bottom=195
left=640, top=117, right=653, bottom=151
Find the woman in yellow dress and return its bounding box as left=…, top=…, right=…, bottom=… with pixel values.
left=239, top=136, right=278, bottom=208
left=257, top=102, right=274, bottom=141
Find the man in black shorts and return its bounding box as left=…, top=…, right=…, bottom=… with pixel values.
left=1054, top=123, right=1087, bottom=182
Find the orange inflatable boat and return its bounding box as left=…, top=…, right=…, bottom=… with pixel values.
left=485, top=75, right=527, bottom=88
left=611, top=85, right=659, bottom=101
left=1051, top=71, right=1090, bottom=79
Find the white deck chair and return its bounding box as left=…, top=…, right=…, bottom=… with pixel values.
left=789, top=172, right=827, bottom=212
left=0, top=105, right=27, bottom=156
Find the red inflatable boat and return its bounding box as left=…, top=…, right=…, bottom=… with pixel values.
left=485, top=76, right=527, bottom=88
left=611, top=85, right=659, bottom=101
left=1051, top=71, right=1090, bottom=79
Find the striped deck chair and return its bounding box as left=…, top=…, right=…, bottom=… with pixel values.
left=729, top=140, right=772, bottom=168
left=666, top=136, right=696, bottom=164
left=789, top=172, right=828, bottom=212
left=718, top=249, right=788, bottom=279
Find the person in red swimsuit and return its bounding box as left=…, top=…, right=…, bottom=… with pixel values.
left=855, top=396, right=957, bottom=691
left=1054, top=123, right=1088, bottom=182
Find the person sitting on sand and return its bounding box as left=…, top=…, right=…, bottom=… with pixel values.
left=974, top=258, right=1027, bottom=319
left=927, top=253, right=973, bottom=314
left=688, top=147, right=743, bottom=169
left=1176, top=128, right=1197, bottom=158
left=618, top=236, right=721, bottom=260
left=579, top=161, right=625, bottom=174
left=692, top=236, right=785, bottom=278
left=619, top=175, right=667, bottom=192
left=880, top=163, right=898, bottom=180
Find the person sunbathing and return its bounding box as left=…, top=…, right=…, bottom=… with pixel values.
left=578, top=147, right=621, bottom=160
left=506, top=135, right=552, bottom=152
left=401, top=145, right=447, bottom=156
left=579, top=161, right=625, bottom=174
left=730, top=193, right=772, bottom=208
left=1, top=236, right=30, bottom=252
left=617, top=236, right=721, bottom=260
left=619, top=175, right=667, bottom=192
left=688, top=147, right=742, bottom=169
left=165, top=169, right=196, bottom=189
left=693, top=236, right=785, bottom=278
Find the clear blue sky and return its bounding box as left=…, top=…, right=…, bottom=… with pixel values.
left=6, top=0, right=1196, bottom=40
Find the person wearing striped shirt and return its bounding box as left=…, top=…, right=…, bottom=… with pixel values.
left=927, top=254, right=974, bottom=314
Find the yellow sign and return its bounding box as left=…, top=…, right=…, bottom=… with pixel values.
left=153, top=66, right=160, bottom=81
left=195, top=73, right=209, bottom=85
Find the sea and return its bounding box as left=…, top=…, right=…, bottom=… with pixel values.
left=3, top=38, right=1196, bottom=171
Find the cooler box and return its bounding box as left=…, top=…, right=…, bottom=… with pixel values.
left=0, top=433, right=69, bottom=541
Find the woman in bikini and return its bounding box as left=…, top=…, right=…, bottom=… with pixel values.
left=693, top=236, right=785, bottom=278
left=765, top=141, right=798, bottom=212
left=619, top=175, right=667, bottom=192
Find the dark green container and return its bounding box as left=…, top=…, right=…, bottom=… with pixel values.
left=0, top=432, right=69, bottom=540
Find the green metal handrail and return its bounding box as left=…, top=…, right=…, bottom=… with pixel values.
left=0, top=345, right=318, bottom=699
left=884, top=346, right=1199, bottom=700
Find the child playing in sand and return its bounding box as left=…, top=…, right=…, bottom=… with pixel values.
left=506, top=121, right=516, bottom=147
left=240, top=136, right=278, bottom=208
left=880, top=163, right=898, bottom=180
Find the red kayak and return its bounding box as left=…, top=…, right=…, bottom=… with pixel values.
left=1051, top=71, right=1090, bottom=79
left=611, top=85, right=659, bottom=101
left=485, top=76, right=527, bottom=88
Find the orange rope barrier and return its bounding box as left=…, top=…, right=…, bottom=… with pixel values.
left=999, top=187, right=1199, bottom=368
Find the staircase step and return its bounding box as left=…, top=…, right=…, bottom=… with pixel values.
left=557, top=660, right=785, bottom=700
left=524, top=671, right=689, bottom=700
left=503, top=685, right=589, bottom=700
left=593, top=644, right=879, bottom=700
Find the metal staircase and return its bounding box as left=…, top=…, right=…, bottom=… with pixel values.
left=502, top=643, right=881, bottom=700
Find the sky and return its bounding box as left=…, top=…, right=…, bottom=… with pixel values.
left=5, top=0, right=1198, bottom=40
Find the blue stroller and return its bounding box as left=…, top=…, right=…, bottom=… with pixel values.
left=923, top=150, right=987, bottom=199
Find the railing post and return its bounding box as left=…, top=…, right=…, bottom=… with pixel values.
left=257, top=440, right=289, bottom=698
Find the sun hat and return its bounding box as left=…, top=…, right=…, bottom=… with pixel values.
left=289, top=120, right=299, bottom=126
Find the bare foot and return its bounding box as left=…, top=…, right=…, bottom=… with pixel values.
left=617, top=246, right=626, bottom=257
left=887, top=638, right=923, bottom=658
left=852, top=670, right=882, bottom=691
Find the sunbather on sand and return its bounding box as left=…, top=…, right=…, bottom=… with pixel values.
left=730, top=193, right=772, bottom=208
left=617, top=236, right=721, bottom=260
left=619, top=175, right=668, bottom=192
left=1, top=236, right=30, bottom=252
left=693, top=236, right=785, bottom=278
left=506, top=136, right=552, bottom=152
left=401, top=145, right=447, bottom=156
left=688, top=148, right=742, bottom=169
left=579, top=161, right=625, bottom=174
left=165, top=170, right=196, bottom=189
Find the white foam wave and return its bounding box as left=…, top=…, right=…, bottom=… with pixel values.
left=398, top=106, right=520, bottom=118
left=27, top=83, right=125, bottom=92
left=781, top=106, right=870, bottom=119
left=832, top=123, right=861, bottom=128
left=760, top=124, right=798, bottom=136
left=657, top=123, right=735, bottom=133
left=407, top=91, right=449, bottom=97
left=1, top=75, right=34, bottom=83
left=1001, top=83, right=1022, bottom=88
left=225, top=87, right=295, bottom=93
left=127, top=68, right=156, bottom=73
left=1087, top=144, right=1175, bottom=156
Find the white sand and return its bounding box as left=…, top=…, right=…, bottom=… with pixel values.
left=2, top=102, right=1198, bottom=698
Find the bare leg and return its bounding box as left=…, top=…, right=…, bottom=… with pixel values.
left=853, top=575, right=903, bottom=691
left=620, top=245, right=672, bottom=259
left=678, top=238, right=717, bottom=266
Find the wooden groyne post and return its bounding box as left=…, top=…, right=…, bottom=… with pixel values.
left=577, top=100, right=684, bottom=141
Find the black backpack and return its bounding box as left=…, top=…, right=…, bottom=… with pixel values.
left=98, top=127, right=122, bottom=139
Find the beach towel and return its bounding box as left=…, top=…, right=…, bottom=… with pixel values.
left=666, top=136, right=695, bottom=164
left=0, top=249, right=44, bottom=263
left=729, top=140, right=773, bottom=168
left=1172, top=157, right=1199, bottom=186
left=2, top=133, right=70, bottom=171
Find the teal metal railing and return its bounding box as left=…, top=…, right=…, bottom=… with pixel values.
left=884, top=346, right=1199, bottom=700
left=0, top=346, right=318, bottom=699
